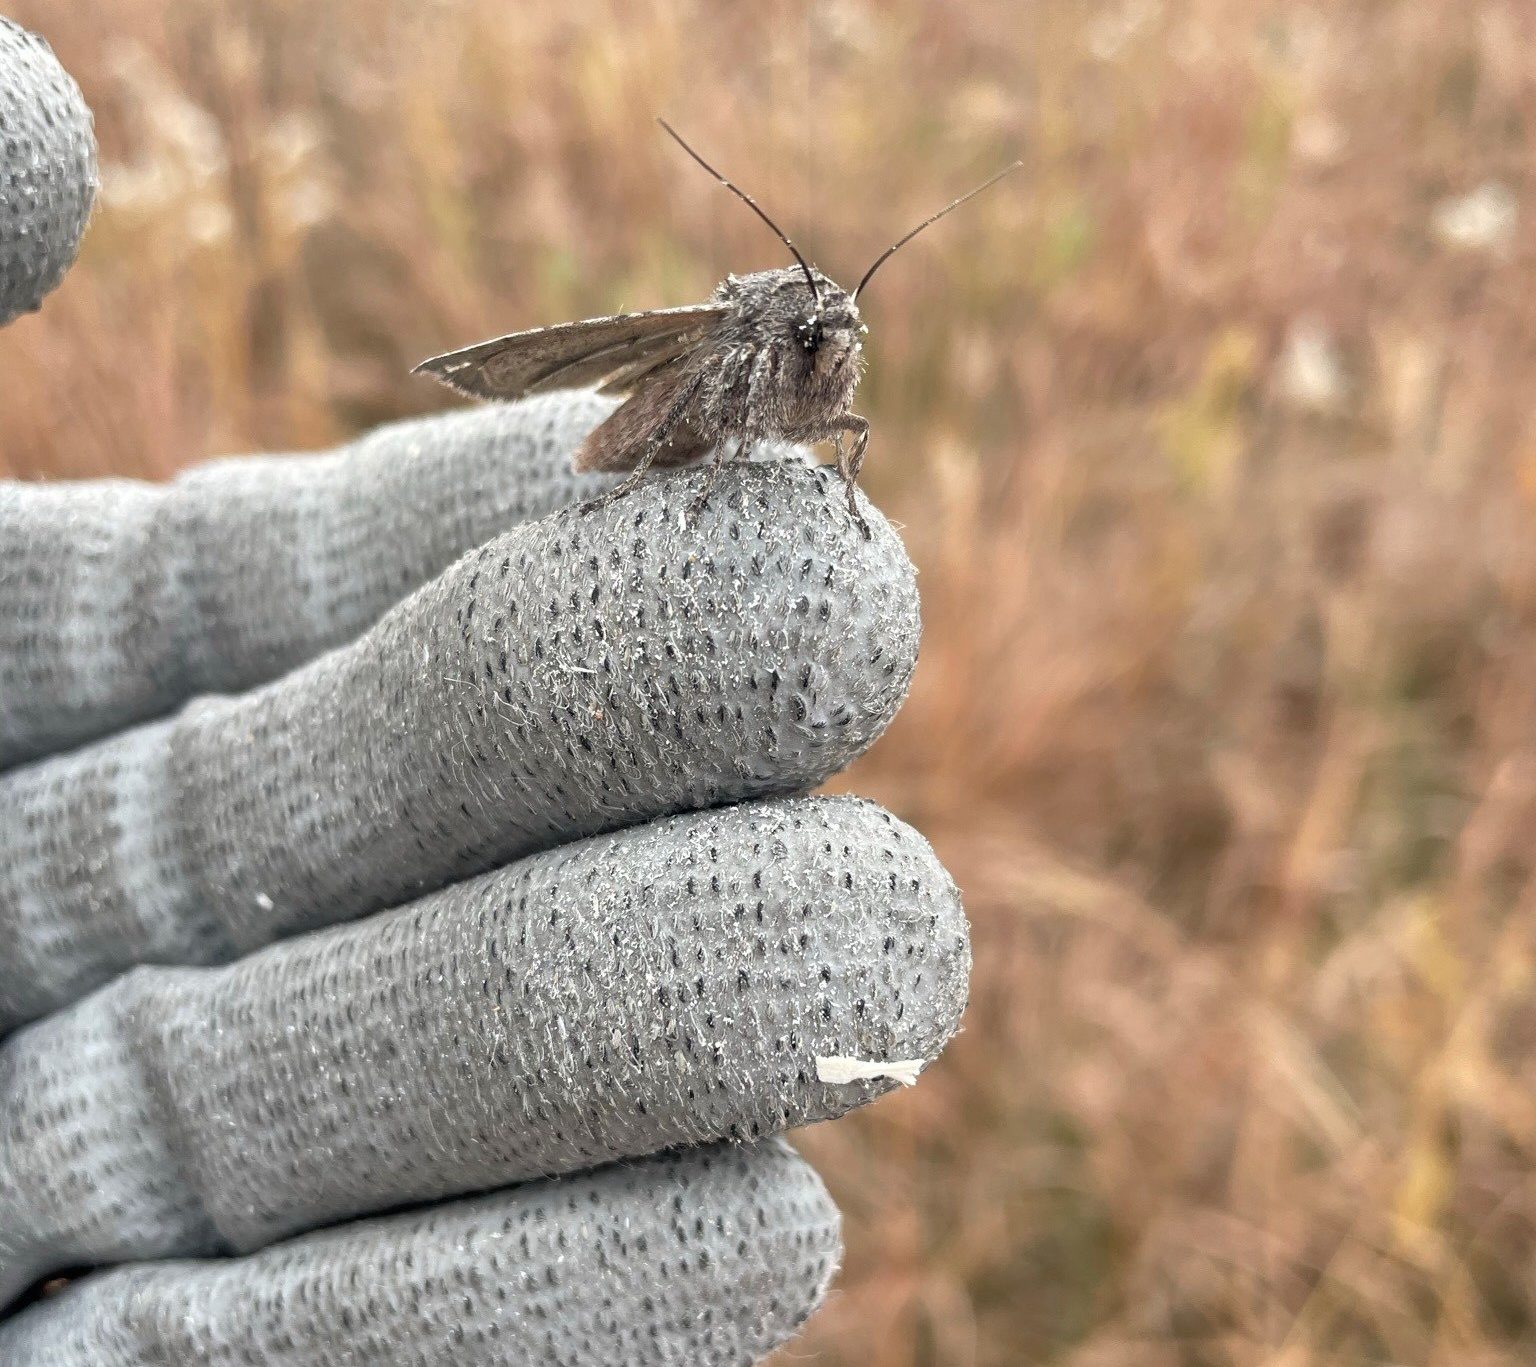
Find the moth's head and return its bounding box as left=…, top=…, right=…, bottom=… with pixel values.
left=721, top=266, right=866, bottom=363
left=791, top=271, right=864, bottom=359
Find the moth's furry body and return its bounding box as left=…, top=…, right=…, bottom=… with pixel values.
left=580, top=268, right=865, bottom=467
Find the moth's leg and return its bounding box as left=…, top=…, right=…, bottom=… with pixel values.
left=834, top=415, right=872, bottom=539
left=579, top=374, right=706, bottom=514
left=688, top=436, right=753, bottom=515
left=580, top=454, right=661, bottom=514
left=846, top=416, right=870, bottom=481
left=689, top=352, right=764, bottom=516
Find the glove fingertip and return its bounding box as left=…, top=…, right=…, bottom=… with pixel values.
left=0, top=19, right=97, bottom=326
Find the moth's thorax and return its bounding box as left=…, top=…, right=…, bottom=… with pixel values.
left=713, top=266, right=866, bottom=436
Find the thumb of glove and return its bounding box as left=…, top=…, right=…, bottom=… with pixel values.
left=0, top=18, right=96, bottom=325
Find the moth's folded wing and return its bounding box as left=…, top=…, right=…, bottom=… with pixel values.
left=574, top=362, right=711, bottom=473
left=593, top=342, right=696, bottom=397
left=542, top=331, right=698, bottom=396
left=412, top=304, right=728, bottom=401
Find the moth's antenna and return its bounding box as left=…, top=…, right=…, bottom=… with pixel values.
left=853, top=160, right=1023, bottom=302
left=657, top=118, right=822, bottom=312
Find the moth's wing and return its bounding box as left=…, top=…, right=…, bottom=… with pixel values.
left=412, top=304, right=728, bottom=401
left=531, top=327, right=700, bottom=395
left=594, top=342, right=696, bottom=396
left=574, top=361, right=712, bottom=473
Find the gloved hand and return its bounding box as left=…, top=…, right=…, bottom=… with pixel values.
left=0, top=17, right=970, bottom=1367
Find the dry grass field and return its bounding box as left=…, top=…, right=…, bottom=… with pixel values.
left=5, top=1, right=1536, bottom=1362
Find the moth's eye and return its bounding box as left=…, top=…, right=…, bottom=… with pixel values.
left=795, top=318, right=823, bottom=353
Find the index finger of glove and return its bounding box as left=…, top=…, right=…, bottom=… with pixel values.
left=0, top=461, right=918, bottom=1030
left=0, top=396, right=628, bottom=768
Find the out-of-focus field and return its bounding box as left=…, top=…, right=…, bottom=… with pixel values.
left=5, top=0, right=1536, bottom=1361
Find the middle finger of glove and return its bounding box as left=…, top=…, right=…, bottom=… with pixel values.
left=1, top=790, right=968, bottom=1304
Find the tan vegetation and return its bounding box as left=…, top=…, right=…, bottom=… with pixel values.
left=5, top=1, right=1536, bottom=1361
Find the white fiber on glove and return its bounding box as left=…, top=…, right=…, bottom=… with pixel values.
left=0, top=796, right=968, bottom=1304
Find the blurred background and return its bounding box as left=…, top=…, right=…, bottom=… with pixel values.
left=4, top=0, right=1536, bottom=1362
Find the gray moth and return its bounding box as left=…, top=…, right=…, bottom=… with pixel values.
left=415, top=121, right=1019, bottom=537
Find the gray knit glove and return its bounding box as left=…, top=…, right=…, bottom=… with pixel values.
left=0, top=18, right=970, bottom=1367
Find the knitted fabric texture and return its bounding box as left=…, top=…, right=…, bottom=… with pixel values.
left=0, top=395, right=808, bottom=767
left=0, top=795, right=969, bottom=1303
left=0, top=395, right=625, bottom=767
left=0, top=1140, right=841, bottom=1366
left=0, top=459, right=917, bottom=1030
left=0, top=19, right=96, bottom=327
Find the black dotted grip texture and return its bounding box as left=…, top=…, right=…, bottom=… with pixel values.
left=0, top=795, right=968, bottom=1306
left=0, top=397, right=640, bottom=768
left=0, top=27, right=961, bottom=1366
left=0, top=460, right=919, bottom=1031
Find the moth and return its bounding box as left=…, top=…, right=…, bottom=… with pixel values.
left=414, top=121, right=1019, bottom=536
